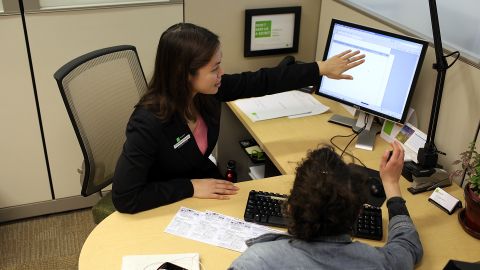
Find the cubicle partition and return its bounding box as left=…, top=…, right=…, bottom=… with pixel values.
left=0, top=0, right=183, bottom=222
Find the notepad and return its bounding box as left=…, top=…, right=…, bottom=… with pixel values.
left=121, top=253, right=199, bottom=270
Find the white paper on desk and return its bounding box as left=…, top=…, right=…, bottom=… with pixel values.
left=121, top=253, right=199, bottom=270
left=165, top=207, right=282, bottom=252
left=287, top=91, right=329, bottom=119
left=234, top=90, right=326, bottom=122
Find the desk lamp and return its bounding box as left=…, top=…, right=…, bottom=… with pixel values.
left=403, top=0, right=461, bottom=194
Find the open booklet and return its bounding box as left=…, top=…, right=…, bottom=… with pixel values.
left=122, top=253, right=199, bottom=270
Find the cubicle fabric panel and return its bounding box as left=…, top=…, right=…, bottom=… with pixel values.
left=54, top=45, right=148, bottom=196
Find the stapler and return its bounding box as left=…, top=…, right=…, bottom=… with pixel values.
left=405, top=165, right=451, bottom=194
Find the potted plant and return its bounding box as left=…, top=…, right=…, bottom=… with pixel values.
left=451, top=142, right=480, bottom=238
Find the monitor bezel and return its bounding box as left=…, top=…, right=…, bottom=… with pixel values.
left=315, top=19, right=428, bottom=124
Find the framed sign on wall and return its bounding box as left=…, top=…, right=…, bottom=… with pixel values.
left=244, top=6, right=301, bottom=57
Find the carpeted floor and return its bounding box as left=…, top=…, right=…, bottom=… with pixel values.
left=0, top=208, right=95, bottom=270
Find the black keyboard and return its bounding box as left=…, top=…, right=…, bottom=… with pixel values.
left=243, top=190, right=383, bottom=240
left=352, top=204, right=383, bottom=240
left=243, top=190, right=288, bottom=227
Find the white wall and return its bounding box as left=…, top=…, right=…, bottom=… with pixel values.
left=185, top=0, right=321, bottom=74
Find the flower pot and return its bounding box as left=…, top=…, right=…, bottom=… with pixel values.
left=464, top=184, right=480, bottom=233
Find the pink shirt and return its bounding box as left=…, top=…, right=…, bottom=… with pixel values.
left=193, top=115, right=208, bottom=155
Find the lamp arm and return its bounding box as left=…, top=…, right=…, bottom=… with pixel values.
left=417, top=0, right=449, bottom=169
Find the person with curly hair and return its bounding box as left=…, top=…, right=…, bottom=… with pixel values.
left=229, top=141, right=423, bottom=269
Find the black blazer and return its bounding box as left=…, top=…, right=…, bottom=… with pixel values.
left=112, top=62, right=320, bottom=213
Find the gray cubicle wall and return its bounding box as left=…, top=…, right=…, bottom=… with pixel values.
left=339, top=0, right=480, bottom=69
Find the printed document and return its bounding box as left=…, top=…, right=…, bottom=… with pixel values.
left=165, top=207, right=283, bottom=252
left=234, top=90, right=329, bottom=122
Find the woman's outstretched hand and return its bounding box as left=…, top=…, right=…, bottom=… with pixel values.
left=191, top=179, right=239, bottom=200
left=317, top=50, right=365, bottom=80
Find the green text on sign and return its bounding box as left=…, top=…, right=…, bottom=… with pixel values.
left=255, top=21, right=271, bottom=38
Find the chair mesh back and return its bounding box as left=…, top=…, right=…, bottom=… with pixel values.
left=55, top=46, right=147, bottom=196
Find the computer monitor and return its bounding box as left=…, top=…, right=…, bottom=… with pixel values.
left=316, top=19, right=428, bottom=150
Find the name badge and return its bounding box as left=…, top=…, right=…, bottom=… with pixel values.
left=173, top=134, right=191, bottom=149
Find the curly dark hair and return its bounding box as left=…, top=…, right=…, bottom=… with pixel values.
left=287, top=146, right=368, bottom=241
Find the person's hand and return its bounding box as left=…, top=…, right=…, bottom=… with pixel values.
left=317, top=50, right=365, bottom=80
left=379, top=141, right=405, bottom=199
left=191, top=179, right=239, bottom=199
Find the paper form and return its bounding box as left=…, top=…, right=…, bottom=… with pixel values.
left=165, top=207, right=283, bottom=252
left=234, top=90, right=329, bottom=122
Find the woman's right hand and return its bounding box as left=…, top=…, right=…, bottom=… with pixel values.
left=379, top=141, right=405, bottom=199
left=191, top=179, right=240, bottom=200
left=317, top=49, right=365, bottom=80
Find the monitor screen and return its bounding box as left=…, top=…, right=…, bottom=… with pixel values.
left=316, top=19, right=428, bottom=123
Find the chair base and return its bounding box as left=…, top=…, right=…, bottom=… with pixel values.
left=92, top=192, right=115, bottom=224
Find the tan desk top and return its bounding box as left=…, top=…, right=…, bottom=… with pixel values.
left=80, top=175, right=478, bottom=270
left=227, top=95, right=390, bottom=174
left=80, top=94, right=479, bottom=269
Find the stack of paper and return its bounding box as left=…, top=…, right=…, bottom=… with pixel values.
left=234, top=90, right=329, bottom=122
left=248, top=165, right=265, bottom=179
left=164, top=207, right=282, bottom=252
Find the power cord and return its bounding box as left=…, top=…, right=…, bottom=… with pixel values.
left=330, top=133, right=367, bottom=167
left=445, top=51, right=460, bottom=69
left=331, top=113, right=369, bottom=167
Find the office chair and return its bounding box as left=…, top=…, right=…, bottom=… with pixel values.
left=54, top=45, right=148, bottom=224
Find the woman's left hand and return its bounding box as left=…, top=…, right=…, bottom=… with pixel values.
left=317, top=50, right=365, bottom=80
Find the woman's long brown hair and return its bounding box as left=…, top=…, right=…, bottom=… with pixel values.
left=138, top=23, right=220, bottom=123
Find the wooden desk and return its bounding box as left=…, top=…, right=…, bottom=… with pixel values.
left=227, top=96, right=390, bottom=174
left=80, top=95, right=479, bottom=269
left=80, top=175, right=478, bottom=270
left=226, top=94, right=479, bottom=267
left=79, top=176, right=291, bottom=270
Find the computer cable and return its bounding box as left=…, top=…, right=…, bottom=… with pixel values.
left=445, top=51, right=460, bottom=69
left=340, top=113, right=368, bottom=157
left=330, top=133, right=367, bottom=167
left=330, top=113, right=368, bottom=167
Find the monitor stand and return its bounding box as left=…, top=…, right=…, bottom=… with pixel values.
left=328, top=113, right=382, bottom=151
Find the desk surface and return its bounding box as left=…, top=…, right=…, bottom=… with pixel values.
left=228, top=95, right=390, bottom=174
left=80, top=95, right=479, bottom=269
left=80, top=175, right=478, bottom=270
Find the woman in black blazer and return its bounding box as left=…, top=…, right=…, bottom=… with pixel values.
left=112, top=23, right=364, bottom=214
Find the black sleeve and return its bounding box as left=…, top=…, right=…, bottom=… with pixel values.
left=386, top=197, right=410, bottom=220
left=215, top=62, right=320, bottom=102
left=111, top=110, right=194, bottom=214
